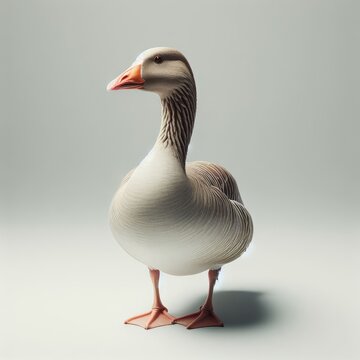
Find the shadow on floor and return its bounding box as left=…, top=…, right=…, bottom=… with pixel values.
left=182, top=290, right=274, bottom=329
left=216, top=290, right=272, bottom=328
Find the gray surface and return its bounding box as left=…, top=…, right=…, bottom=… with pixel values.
left=1, top=1, right=359, bottom=359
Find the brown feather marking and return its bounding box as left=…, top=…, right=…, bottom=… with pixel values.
left=186, top=161, right=243, bottom=204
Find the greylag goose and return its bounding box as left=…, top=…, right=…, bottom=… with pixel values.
left=107, top=47, right=253, bottom=330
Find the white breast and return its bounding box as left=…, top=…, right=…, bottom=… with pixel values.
left=110, top=144, right=251, bottom=275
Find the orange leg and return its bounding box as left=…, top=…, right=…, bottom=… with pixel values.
left=124, top=269, right=175, bottom=330
left=173, top=269, right=224, bottom=329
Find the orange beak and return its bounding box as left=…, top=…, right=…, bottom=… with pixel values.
left=106, top=64, right=145, bottom=91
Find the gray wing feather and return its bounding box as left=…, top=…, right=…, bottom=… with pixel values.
left=186, top=161, right=252, bottom=266
left=186, top=161, right=243, bottom=203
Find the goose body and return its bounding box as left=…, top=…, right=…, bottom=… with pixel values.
left=107, top=47, right=253, bottom=329
left=110, top=144, right=252, bottom=275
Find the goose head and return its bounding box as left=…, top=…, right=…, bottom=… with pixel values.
left=107, top=47, right=195, bottom=98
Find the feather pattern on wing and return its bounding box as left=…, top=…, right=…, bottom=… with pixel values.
left=186, top=161, right=243, bottom=203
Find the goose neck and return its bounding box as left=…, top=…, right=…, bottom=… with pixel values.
left=156, top=82, right=197, bottom=168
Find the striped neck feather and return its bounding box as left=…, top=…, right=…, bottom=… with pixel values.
left=157, top=79, right=197, bottom=167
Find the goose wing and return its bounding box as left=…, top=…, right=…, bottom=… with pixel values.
left=186, top=161, right=252, bottom=266
left=186, top=161, right=243, bottom=203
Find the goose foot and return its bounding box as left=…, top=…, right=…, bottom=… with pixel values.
left=173, top=268, right=223, bottom=329
left=125, top=306, right=175, bottom=329
left=125, top=268, right=175, bottom=329
left=173, top=306, right=224, bottom=329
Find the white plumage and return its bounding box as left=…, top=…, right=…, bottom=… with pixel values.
left=110, top=144, right=252, bottom=275
left=107, top=47, right=253, bottom=329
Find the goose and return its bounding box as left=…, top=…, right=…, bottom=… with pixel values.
left=107, top=47, right=253, bottom=330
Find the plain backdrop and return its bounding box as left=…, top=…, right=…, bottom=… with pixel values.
left=1, top=1, right=359, bottom=359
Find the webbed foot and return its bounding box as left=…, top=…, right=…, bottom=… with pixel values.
left=173, top=306, right=224, bottom=329
left=125, top=307, right=175, bottom=329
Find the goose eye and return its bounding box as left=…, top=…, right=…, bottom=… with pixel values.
left=154, top=55, right=163, bottom=64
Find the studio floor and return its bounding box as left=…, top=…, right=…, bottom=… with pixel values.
left=2, top=222, right=358, bottom=360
